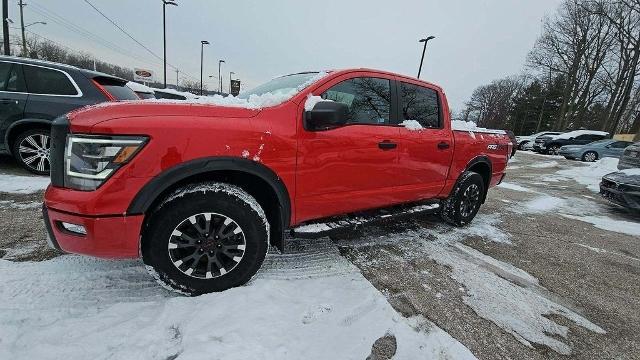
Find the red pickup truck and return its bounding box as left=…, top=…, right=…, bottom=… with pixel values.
left=43, top=69, right=511, bottom=295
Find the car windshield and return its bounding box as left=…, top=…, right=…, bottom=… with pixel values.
left=238, top=72, right=320, bottom=99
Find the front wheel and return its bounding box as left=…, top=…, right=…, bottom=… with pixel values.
left=440, top=171, right=485, bottom=226
left=582, top=151, right=598, bottom=162
left=12, top=128, right=51, bottom=175
left=547, top=145, right=560, bottom=155
left=142, top=182, right=270, bottom=295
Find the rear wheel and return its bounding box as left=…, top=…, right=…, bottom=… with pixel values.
left=518, top=141, right=529, bottom=150
left=582, top=151, right=598, bottom=162
left=12, top=128, right=51, bottom=175
left=441, top=171, right=485, bottom=226
left=547, top=144, right=561, bottom=155
left=142, top=182, right=270, bottom=295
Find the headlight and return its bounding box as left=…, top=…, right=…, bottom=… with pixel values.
left=65, top=135, right=148, bottom=190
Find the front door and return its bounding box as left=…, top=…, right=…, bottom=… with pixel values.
left=296, top=75, right=401, bottom=223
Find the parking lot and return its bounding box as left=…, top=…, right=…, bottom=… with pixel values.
left=1, top=151, right=639, bottom=359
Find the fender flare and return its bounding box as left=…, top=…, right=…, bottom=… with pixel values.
left=4, top=119, right=53, bottom=153
left=464, top=155, right=492, bottom=201
left=127, top=157, right=292, bottom=228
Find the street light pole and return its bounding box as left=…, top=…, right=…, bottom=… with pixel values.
left=162, top=1, right=177, bottom=89
left=417, top=35, right=435, bottom=79
left=200, top=40, right=210, bottom=95
left=18, top=0, right=26, bottom=56
left=218, top=60, right=225, bottom=93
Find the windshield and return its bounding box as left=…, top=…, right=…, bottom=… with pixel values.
left=238, top=72, right=320, bottom=99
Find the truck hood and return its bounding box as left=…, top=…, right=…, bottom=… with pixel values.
left=68, top=101, right=261, bottom=132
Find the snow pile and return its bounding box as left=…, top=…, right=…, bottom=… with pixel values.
left=304, top=94, right=331, bottom=111
left=497, top=182, right=534, bottom=192
left=0, top=174, right=50, bottom=194
left=551, top=130, right=609, bottom=140
left=523, top=195, right=566, bottom=213
left=562, top=214, right=640, bottom=236
left=554, top=157, right=619, bottom=192
left=400, top=120, right=423, bottom=131
left=529, top=161, right=559, bottom=169
left=451, top=120, right=506, bottom=134
left=0, top=239, right=475, bottom=360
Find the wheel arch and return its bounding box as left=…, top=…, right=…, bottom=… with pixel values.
left=464, top=155, right=492, bottom=202
left=5, top=119, right=52, bottom=155
left=130, top=157, right=291, bottom=251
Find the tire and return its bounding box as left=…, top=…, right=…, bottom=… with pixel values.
left=547, top=144, right=560, bottom=155
left=582, top=151, right=598, bottom=162
left=142, top=182, right=270, bottom=296
left=440, top=171, right=485, bottom=226
left=12, top=128, right=51, bottom=175
left=518, top=141, right=528, bottom=150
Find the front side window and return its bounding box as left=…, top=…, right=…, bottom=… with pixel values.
left=322, top=77, right=391, bottom=125
left=400, top=82, right=440, bottom=128
left=23, top=65, right=78, bottom=95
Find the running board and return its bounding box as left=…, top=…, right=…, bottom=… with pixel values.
left=290, top=201, right=440, bottom=239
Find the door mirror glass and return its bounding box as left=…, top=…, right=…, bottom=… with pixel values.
left=304, top=101, right=349, bottom=131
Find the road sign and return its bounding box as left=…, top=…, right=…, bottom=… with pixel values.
left=134, top=68, right=155, bottom=83
left=230, top=79, right=241, bottom=96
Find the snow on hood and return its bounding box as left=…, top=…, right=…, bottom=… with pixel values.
left=451, top=120, right=506, bottom=134
left=153, top=72, right=329, bottom=110
left=551, top=130, right=609, bottom=140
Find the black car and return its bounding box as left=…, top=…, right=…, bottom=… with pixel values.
left=0, top=56, right=139, bottom=174
left=533, top=130, right=609, bottom=154
left=618, top=141, right=640, bottom=170
left=600, top=170, right=640, bottom=211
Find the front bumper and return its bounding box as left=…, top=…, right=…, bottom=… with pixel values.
left=600, top=178, right=640, bottom=210
left=43, top=206, right=144, bottom=258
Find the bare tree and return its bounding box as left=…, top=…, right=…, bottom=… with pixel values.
left=464, top=77, right=522, bottom=129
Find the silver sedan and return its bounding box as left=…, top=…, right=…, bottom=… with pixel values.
left=558, top=139, right=633, bottom=162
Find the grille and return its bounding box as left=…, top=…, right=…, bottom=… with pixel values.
left=49, top=116, right=69, bottom=187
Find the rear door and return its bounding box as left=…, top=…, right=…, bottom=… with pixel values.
left=0, top=61, right=28, bottom=152
left=394, top=79, right=453, bottom=198
left=22, top=64, right=95, bottom=121
left=605, top=141, right=632, bottom=157
left=296, top=74, right=402, bottom=222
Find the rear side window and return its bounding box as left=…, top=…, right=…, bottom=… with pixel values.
left=400, top=82, right=440, bottom=128
left=322, top=77, right=391, bottom=125
left=23, top=65, right=78, bottom=95
left=154, top=91, right=186, bottom=100
left=0, top=62, right=27, bottom=92
left=610, top=141, right=631, bottom=149
left=94, top=77, right=139, bottom=100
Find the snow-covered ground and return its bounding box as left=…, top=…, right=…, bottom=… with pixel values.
left=0, top=174, right=49, bottom=194
left=0, top=239, right=475, bottom=360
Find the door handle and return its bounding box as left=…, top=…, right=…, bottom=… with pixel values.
left=378, top=140, right=397, bottom=150
left=0, top=99, right=18, bottom=105
left=437, top=141, right=450, bottom=150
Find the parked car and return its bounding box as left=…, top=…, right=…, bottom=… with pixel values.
left=516, top=131, right=562, bottom=150
left=152, top=88, right=199, bottom=100
left=558, top=139, right=633, bottom=162
left=0, top=55, right=139, bottom=174
left=126, top=81, right=155, bottom=99
left=600, top=168, right=640, bottom=211
left=43, top=68, right=512, bottom=295
left=533, top=130, right=609, bottom=154
left=618, top=142, right=640, bottom=170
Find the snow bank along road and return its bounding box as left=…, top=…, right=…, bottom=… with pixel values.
left=0, top=152, right=639, bottom=359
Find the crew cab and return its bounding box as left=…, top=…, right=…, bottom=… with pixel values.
left=43, top=69, right=511, bottom=295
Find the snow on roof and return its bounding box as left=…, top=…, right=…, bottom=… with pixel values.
left=451, top=120, right=506, bottom=135
left=551, top=130, right=609, bottom=140
left=126, top=81, right=154, bottom=94
left=151, top=87, right=200, bottom=99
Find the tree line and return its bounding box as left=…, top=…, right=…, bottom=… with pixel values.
left=457, top=0, right=640, bottom=136
left=3, top=33, right=208, bottom=94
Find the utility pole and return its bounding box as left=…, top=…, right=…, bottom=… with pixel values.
left=162, top=1, right=177, bottom=89
left=18, top=0, right=26, bottom=56
left=2, top=0, right=9, bottom=55
left=200, top=40, right=209, bottom=95
left=417, top=36, right=435, bottom=79
left=218, top=60, right=225, bottom=93
left=175, top=68, right=179, bottom=90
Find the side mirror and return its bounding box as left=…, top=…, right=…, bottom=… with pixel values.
left=304, top=101, right=349, bottom=131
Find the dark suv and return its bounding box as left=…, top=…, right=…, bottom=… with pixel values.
left=0, top=56, right=139, bottom=174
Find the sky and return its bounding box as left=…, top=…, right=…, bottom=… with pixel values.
left=7, top=0, right=562, bottom=110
